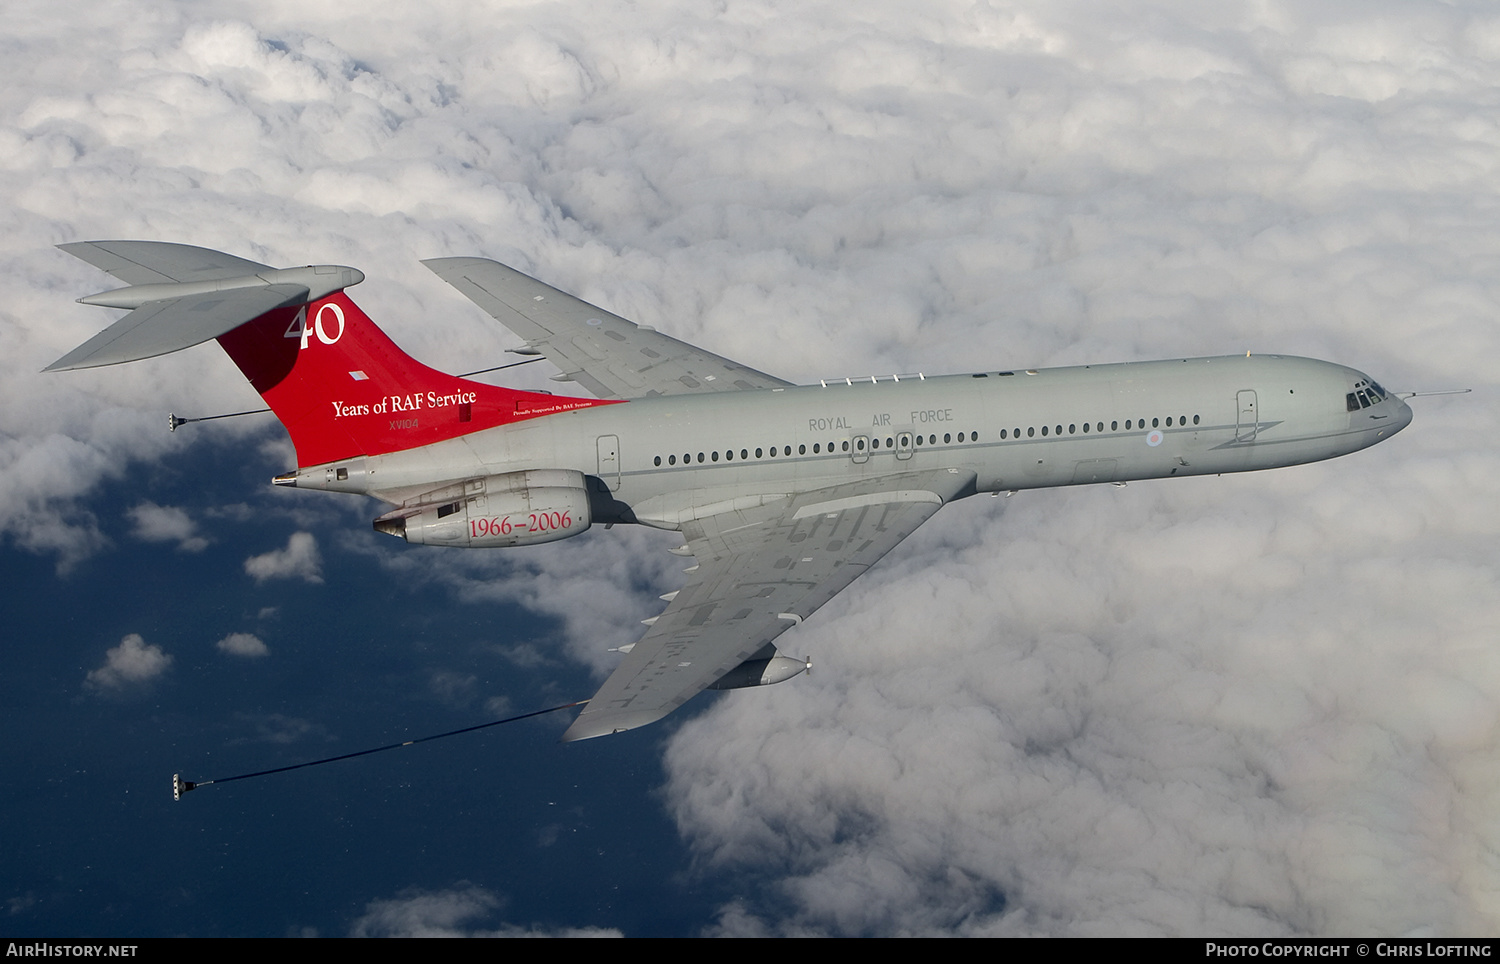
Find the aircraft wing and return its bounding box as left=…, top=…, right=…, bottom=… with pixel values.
left=422, top=257, right=793, bottom=399
left=562, top=468, right=978, bottom=741
left=59, top=241, right=274, bottom=285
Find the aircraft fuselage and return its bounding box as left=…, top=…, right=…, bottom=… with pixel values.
left=292, top=353, right=1412, bottom=525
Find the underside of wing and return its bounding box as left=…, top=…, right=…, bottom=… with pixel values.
left=422, top=257, right=793, bottom=399
left=43, top=285, right=311, bottom=372
left=562, top=469, right=978, bottom=741
left=59, top=241, right=274, bottom=286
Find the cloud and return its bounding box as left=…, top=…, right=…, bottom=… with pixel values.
left=244, top=532, right=323, bottom=584
left=348, top=886, right=622, bottom=938
left=427, top=670, right=476, bottom=707
left=215, top=631, right=267, bottom=657
left=4, top=0, right=1498, bottom=939
left=85, top=633, right=171, bottom=690
left=127, top=501, right=209, bottom=552
left=230, top=713, right=328, bottom=747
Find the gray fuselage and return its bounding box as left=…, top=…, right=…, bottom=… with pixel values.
left=296, top=354, right=1412, bottom=526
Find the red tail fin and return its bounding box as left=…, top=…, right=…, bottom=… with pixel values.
left=216, top=292, right=615, bottom=467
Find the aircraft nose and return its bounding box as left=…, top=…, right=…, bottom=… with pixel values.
left=1392, top=397, right=1414, bottom=434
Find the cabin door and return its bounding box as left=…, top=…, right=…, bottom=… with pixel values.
left=1235, top=391, right=1258, bottom=442
left=596, top=435, right=621, bottom=489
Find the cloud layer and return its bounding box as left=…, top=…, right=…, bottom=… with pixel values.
left=3, top=0, right=1496, bottom=937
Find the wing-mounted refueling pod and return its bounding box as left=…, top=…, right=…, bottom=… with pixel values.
left=707, top=645, right=811, bottom=690
left=45, top=241, right=363, bottom=372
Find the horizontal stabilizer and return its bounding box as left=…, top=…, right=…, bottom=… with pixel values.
left=58, top=241, right=273, bottom=286
left=44, top=284, right=310, bottom=371
left=49, top=242, right=366, bottom=372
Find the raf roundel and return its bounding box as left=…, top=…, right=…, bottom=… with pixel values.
left=1146, top=429, right=1164, bottom=447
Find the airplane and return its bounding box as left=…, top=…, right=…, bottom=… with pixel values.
left=47, top=240, right=1414, bottom=741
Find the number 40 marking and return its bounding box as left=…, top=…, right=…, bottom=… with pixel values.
left=284, top=303, right=346, bottom=350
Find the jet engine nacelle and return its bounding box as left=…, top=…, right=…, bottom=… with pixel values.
left=374, top=469, right=592, bottom=548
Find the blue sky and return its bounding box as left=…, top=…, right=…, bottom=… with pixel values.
left=3, top=0, right=1498, bottom=936
left=3, top=436, right=722, bottom=936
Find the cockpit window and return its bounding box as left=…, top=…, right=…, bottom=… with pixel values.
left=1349, top=379, right=1386, bottom=411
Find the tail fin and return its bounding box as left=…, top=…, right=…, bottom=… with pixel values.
left=51, top=242, right=615, bottom=468
left=219, top=292, right=614, bottom=467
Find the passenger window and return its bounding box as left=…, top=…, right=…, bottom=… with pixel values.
left=712, top=451, right=719, bottom=462
left=945, top=433, right=952, bottom=443
left=1000, top=429, right=1007, bottom=439
left=697, top=453, right=705, bottom=463
left=1166, top=417, right=1173, bottom=427
left=1028, top=427, right=1035, bottom=437
left=1082, top=423, right=1089, bottom=433
left=1041, top=426, right=1048, bottom=436
left=741, top=449, right=748, bottom=460
left=1193, top=415, right=1199, bottom=425
left=784, top=446, right=791, bottom=456
left=1152, top=418, right=1159, bottom=428
left=813, top=443, right=820, bottom=453
left=1112, top=421, right=1118, bottom=431
left=669, top=455, right=676, bottom=465
left=756, top=448, right=763, bottom=458
left=799, top=444, right=806, bottom=454
left=654, top=456, right=661, bottom=466
left=1068, top=424, right=1076, bottom=434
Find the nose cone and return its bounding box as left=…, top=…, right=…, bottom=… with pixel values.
left=1360, top=387, right=1411, bottom=446
left=1390, top=396, right=1414, bottom=435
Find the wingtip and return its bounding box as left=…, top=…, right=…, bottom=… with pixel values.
left=559, top=706, right=670, bottom=742
left=421, top=256, right=493, bottom=274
